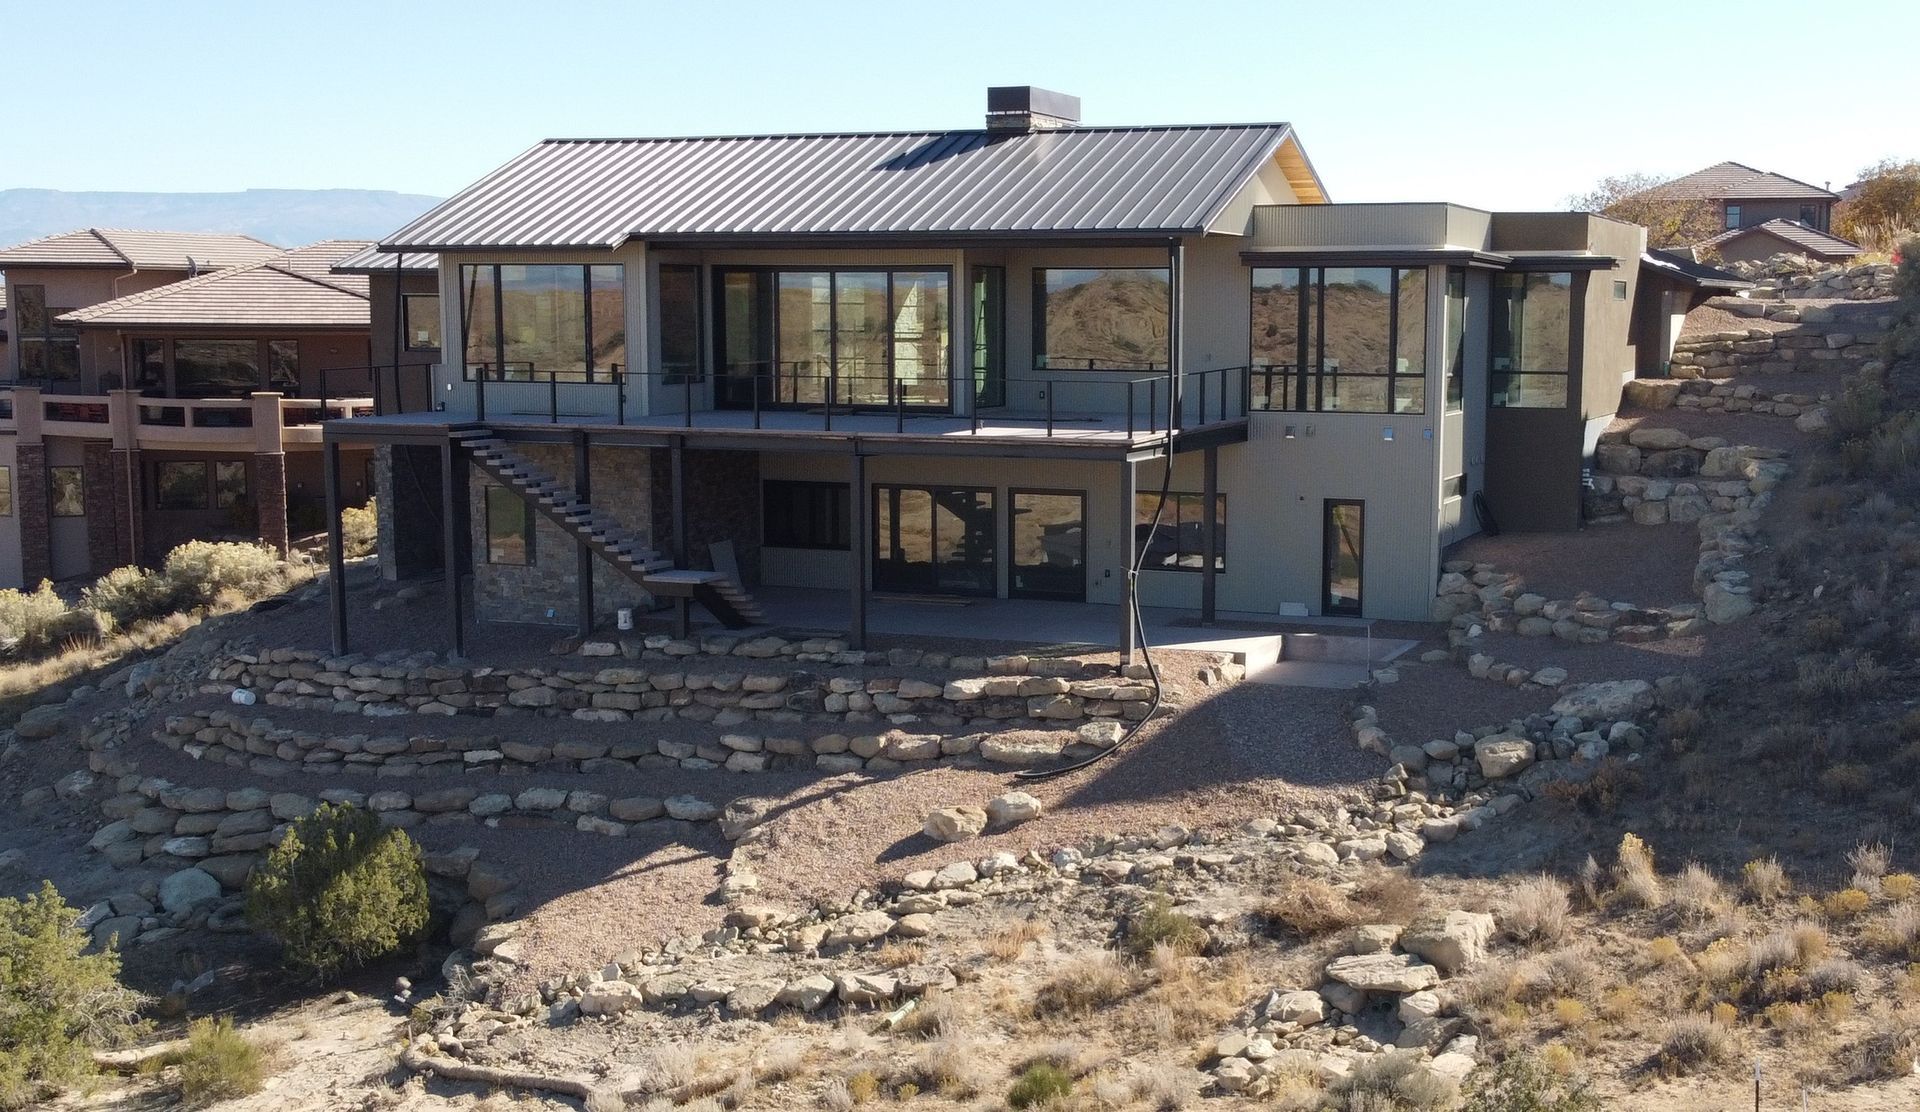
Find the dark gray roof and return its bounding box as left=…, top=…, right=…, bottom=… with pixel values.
left=1701, top=219, right=1861, bottom=259
left=332, top=243, right=438, bottom=274
left=1655, top=161, right=1837, bottom=202
left=379, top=125, right=1320, bottom=250
left=1641, top=249, right=1751, bottom=290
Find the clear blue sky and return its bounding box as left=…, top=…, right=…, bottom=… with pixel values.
left=8, top=0, right=1917, bottom=209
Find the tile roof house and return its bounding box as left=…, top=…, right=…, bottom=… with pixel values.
left=1697, top=218, right=1863, bottom=266
left=319, top=86, right=1663, bottom=660
left=0, top=237, right=377, bottom=588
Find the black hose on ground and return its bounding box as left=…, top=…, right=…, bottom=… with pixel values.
left=1016, top=449, right=1174, bottom=781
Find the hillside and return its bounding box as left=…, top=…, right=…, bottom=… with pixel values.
left=0, top=188, right=442, bottom=250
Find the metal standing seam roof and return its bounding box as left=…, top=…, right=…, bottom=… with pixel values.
left=0, top=228, right=284, bottom=270
left=1641, top=249, right=1752, bottom=290
left=331, top=243, right=439, bottom=274
left=379, top=124, right=1318, bottom=250
left=1700, top=219, right=1862, bottom=258
left=1654, top=161, right=1838, bottom=202
left=58, top=241, right=372, bottom=329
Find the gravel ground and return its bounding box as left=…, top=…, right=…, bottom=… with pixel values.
left=1446, top=521, right=1700, bottom=606
left=1677, top=304, right=1798, bottom=338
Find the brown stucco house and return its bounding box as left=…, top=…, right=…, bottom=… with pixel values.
left=1696, top=218, right=1862, bottom=267
left=0, top=233, right=377, bottom=587
left=1658, top=160, right=1840, bottom=235
left=320, top=86, right=1669, bottom=659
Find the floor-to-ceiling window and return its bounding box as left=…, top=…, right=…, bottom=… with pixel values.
left=872, top=484, right=994, bottom=596
left=972, top=266, right=1006, bottom=408
left=1490, top=272, right=1573, bottom=408
left=1009, top=490, right=1084, bottom=600
left=1251, top=266, right=1427, bottom=414
left=715, top=267, right=951, bottom=410
left=459, top=263, right=625, bottom=383
left=1033, top=268, right=1170, bottom=372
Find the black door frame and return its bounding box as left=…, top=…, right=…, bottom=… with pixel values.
left=871, top=483, right=997, bottom=597
left=1007, top=487, right=1086, bottom=601
left=1321, top=498, right=1365, bottom=617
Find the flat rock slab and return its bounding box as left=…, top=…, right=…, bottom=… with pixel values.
left=1324, top=952, right=1440, bottom=994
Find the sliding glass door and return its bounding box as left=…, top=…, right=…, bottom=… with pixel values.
left=716, top=267, right=951, bottom=411
left=872, top=485, right=995, bottom=596
left=1009, top=490, right=1084, bottom=600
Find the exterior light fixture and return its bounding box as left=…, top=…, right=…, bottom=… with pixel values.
left=1284, top=425, right=1296, bottom=439
left=1383, top=427, right=1395, bottom=441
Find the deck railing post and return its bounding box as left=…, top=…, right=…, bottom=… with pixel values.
left=1127, top=380, right=1136, bottom=438
left=1149, top=379, right=1158, bottom=434
left=1198, top=372, right=1208, bottom=429
left=549, top=370, right=559, bottom=424
left=1046, top=382, right=1054, bottom=437
left=616, top=365, right=625, bottom=426
left=752, top=368, right=762, bottom=430
left=684, top=366, right=694, bottom=429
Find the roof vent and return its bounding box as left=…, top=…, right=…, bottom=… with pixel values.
left=986, top=86, right=1080, bottom=132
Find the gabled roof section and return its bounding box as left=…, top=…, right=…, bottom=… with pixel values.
left=0, top=228, right=283, bottom=270
left=332, top=243, right=439, bottom=274
left=59, top=241, right=372, bottom=329
left=1700, top=219, right=1862, bottom=259
left=1655, top=161, right=1838, bottom=202
left=380, top=124, right=1323, bottom=250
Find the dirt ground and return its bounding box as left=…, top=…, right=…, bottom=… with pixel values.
left=1447, top=521, right=1701, bottom=606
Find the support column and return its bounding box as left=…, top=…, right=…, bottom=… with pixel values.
left=670, top=437, right=686, bottom=566
left=848, top=448, right=866, bottom=650
left=81, top=440, right=119, bottom=574
left=574, top=431, right=593, bottom=638
left=250, top=393, right=289, bottom=555
left=14, top=388, right=50, bottom=586
left=110, top=447, right=141, bottom=568
left=1118, top=457, right=1137, bottom=663
left=325, top=438, right=347, bottom=655
left=1201, top=445, right=1218, bottom=625
left=439, top=437, right=465, bottom=660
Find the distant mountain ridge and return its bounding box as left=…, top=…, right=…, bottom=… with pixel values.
left=0, top=188, right=444, bottom=252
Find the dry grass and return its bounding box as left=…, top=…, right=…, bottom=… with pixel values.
left=1257, top=872, right=1359, bottom=939
left=1125, top=897, right=1205, bottom=958
left=1032, top=951, right=1135, bottom=1018
left=1849, top=841, right=1893, bottom=896
left=983, top=919, right=1049, bottom=963
left=1673, top=863, right=1732, bottom=924
left=1656, top=1014, right=1734, bottom=1076
left=871, top=941, right=926, bottom=970
left=1502, top=875, right=1572, bottom=947
left=1613, top=834, right=1664, bottom=909
left=1743, top=857, right=1790, bottom=904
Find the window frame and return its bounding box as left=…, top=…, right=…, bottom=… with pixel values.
left=13, top=284, right=81, bottom=383
left=214, top=460, right=250, bottom=509
left=1032, top=267, right=1172, bottom=373
left=1444, top=268, right=1466, bottom=412
left=659, top=264, right=705, bottom=385
left=459, top=263, right=626, bottom=385
left=761, top=479, right=850, bottom=550
left=49, top=465, right=86, bottom=517
left=484, top=483, right=535, bottom=565
left=1250, top=265, right=1428, bottom=415
left=1725, top=204, right=1742, bottom=229
left=402, top=293, right=442, bottom=351
left=1489, top=271, right=1575, bottom=410
left=152, top=460, right=212, bottom=511
left=1135, top=491, right=1225, bottom=573
left=0, top=466, right=12, bottom=516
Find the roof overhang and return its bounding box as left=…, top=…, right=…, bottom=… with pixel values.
left=1240, top=247, right=1509, bottom=268
left=1498, top=251, right=1618, bottom=272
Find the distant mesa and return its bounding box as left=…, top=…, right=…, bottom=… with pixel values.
left=0, top=187, right=445, bottom=252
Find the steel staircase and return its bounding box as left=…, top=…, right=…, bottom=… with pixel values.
left=457, top=430, right=766, bottom=629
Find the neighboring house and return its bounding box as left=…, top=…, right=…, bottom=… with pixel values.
left=322, top=86, right=1657, bottom=658
left=1696, top=219, right=1863, bottom=267
left=1634, top=250, right=1752, bottom=374
left=1659, top=160, right=1839, bottom=234
left=0, top=235, right=378, bottom=587
left=0, top=285, right=9, bottom=379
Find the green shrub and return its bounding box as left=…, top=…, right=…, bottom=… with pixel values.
left=79, top=565, right=174, bottom=632
left=0, top=882, right=148, bottom=1110
left=1125, top=895, right=1205, bottom=957
left=0, top=582, right=77, bottom=658
left=174, top=1017, right=265, bottom=1106
left=1006, top=1063, right=1073, bottom=1109
left=161, top=541, right=287, bottom=609
left=341, top=498, right=379, bottom=559
left=245, top=803, right=428, bottom=980
left=1462, top=1053, right=1601, bottom=1112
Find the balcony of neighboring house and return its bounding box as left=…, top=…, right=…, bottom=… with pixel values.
left=346, top=256, right=1251, bottom=460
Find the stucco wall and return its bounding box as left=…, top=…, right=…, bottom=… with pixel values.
left=0, top=438, right=20, bottom=588
left=0, top=266, right=184, bottom=382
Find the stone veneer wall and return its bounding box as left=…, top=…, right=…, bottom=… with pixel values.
left=1583, top=429, right=1789, bottom=526
left=649, top=448, right=762, bottom=585
left=81, top=441, right=121, bottom=575
left=1718, top=258, right=1897, bottom=301
left=1669, top=297, right=1894, bottom=377
left=16, top=443, right=52, bottom=585
left=470, top=444, right=656, bottom=626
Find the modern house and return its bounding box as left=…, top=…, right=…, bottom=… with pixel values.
left=0, top=232, right=376, bottom=587
left=325, top=87, right=1658, bottom=658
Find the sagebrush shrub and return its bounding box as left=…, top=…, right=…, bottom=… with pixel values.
left=1502, top=875, right=1572, bottom=947
left=162, top=540, right=287, bottom=609
left=79, top=565, right=173, bottom=632
left=1657, top=1015, right=1732, bottom=1076
left=1126, top=896, right=1204, bottom=957
left=0, top=882, right=148, bottom=1109
left=245, top=803, right=427, bottom=979
left=175, top=1016, right=265, bottom=1106
left=1007, top=1063, right=1074, bottom=1109
left=0, top=582, right=94, bottom=658
left=341, top=498, right=378, bottom=559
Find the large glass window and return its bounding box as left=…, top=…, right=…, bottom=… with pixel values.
left=174, top=340, right=260, bottom=398
left=0, top=467, right=11, bottom=515
left=1034, top=268, right=1170, bottom=372
left=485, top=485, right=533, bottom=564
left=134, top=338, right=168, bottom=395
left=872, top=485, right=995, bottom=596
left=972, top=266, right=1005, bottom=407
left=460, top=263, right=625, bottom=384
left=1251, top=266, right=1427, bottom=414
left=215, top=461, right=249, bottom=509
left=1444, top=268, right=1466, bottom=412
left=762, top=480, right=849, bottom=550
left=1135, top=491, right=1225, bottom=572
left=659, top=265, right=702, bottom=384
left=1490, top=272, right=1573, bottom=409
left=50, top=466, right=85, bottom=517
left=153, top=461, right=209, bottom=510
left=1009, top=490, right=1085, bottom=601
left=14, top=285, right=80, bottom=382
left=715, top=268, right=950, bottom=409
left=267, top=340, right=299, bottom=393
left=403, top=293, right=442, bottom=350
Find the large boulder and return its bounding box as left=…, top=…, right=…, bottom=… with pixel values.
left=1324, top=952, right=1440, bottom=994
left=1621, top=380, right=1682, bottom=410
left=579, top=980, right=643, bottom=1016
left=1472, top=736, right=1535, bottom=780
left=158, top=868, right=222, bottom=916
left=1703, top=581, right=1756, bottom=624
left=1626, top=426, right=1690, bottom=450
left=985, top=791, right=1044, bottom=827
left=1550, top=679, right=1653, bottom=720
left=14, top=705, right=72, bottom=740
left=1398, top=910, right=1496, bottom=975
left=922, top=806, right=987, bottom=843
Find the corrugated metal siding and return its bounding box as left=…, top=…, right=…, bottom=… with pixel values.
left=0, top=229, right=283, bottom=269
left=381, top=125, right=1295, bottom=250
